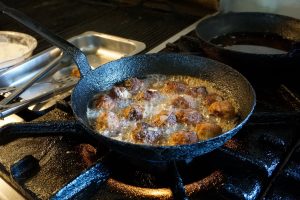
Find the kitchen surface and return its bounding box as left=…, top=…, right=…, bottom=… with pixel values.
left=0, top=1, right=299, bottom=200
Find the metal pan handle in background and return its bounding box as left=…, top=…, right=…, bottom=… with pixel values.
left=0, top=1, right=91, bottom=77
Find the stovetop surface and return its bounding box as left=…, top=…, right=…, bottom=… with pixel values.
left=0, top=1, right=300, bottom=200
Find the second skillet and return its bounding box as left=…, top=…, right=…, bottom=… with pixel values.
left=195, top=12, right=300, bottom=82
left=0, top=3, right=255, bottom=162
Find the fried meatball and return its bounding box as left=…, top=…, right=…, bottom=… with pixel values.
left=188, top=86, right=208, bottom=97
left=131, top=122, right=162, bottom=144
left=168, top=131, right=198, bottom=145
left=152, top=110, right=176, bottom=127
left=208, top=100, right=236, bottom=119
left=205, top=93, right=223, bottom=105
left=163, top=81, right=187, bottom=93
left=172, top=96, right=192, bottom=109
left=95, top=112, right=120, bottom=131
left=124, top=78, right=144, bottom=94
left=94, top=94, right=115, bottom=110
left=194, top=122, right=222, bottom=140
left=123, top=105, right=144, bottom=120
left=110, top=86, right=131, bottom=99
left=176, top=109, right=202, bottom=125
left=135, top=89, right=160, bottom=101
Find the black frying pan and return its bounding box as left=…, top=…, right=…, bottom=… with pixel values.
left=0, top=3, right=255, bottom=162
left=196, top=12, right=300, bottom=81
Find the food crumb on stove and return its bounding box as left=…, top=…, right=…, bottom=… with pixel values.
left=77, top=144, right=97, bottom=167
left=71, top=68, right=80, bottom=78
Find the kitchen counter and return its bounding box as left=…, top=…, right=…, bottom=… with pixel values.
left=0, top=0, right=206, bottom=54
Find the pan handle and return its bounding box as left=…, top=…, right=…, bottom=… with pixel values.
left=0, top=2, right=91, bottom=77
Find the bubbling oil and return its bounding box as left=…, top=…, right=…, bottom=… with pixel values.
left=87, top=74, right=240, bottom=145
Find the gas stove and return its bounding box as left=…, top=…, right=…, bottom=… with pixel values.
left=1, top=20, right=299, bottom=199
left=0, top=3, right=300, bottom=199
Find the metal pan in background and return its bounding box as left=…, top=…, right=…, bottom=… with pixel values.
left=0, top=31, right=146, bottom=111
left=0, top=2, right=255, bottom=162
left=195, top=12, right=300, bottom=83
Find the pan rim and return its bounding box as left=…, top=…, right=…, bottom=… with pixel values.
left=71, top=53, right=256, bottom=151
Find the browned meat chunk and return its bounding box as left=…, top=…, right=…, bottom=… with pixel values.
left=131, top=122, right=162, bottom=144
left=94, top=94, right=115, bottom=110
left=124, top=78, right=144, bottom=94
left=176, top=109, right=202, bottom=125
left=168, top=131, right=198, bottom=145
left=152, top=110, right=176, bottom=127
left=135, top=89, right=160, bottom=101
left=95, top=112, right=120, bottom=131
left=208, top=100, right=236, bottom=119
left=163, top=81, right=187, bottom=93
left=188, top=86, right=208, bottom=97
left=172, top=96, right=191, bottom=109
left=194, top=122, right=222, bottom=140
left=123, top=105, right=144, bottom=120
left=205, top=93, right=223, bottom=105
left=110, top=86, right=131, bottom=99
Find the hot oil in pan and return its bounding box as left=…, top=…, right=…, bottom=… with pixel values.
left=210, top=32, right=294, bottom=54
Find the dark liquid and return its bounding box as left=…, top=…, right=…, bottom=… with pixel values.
left=210, top=32, right=294, bottom=54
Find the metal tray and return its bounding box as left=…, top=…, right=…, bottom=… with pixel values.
left=0, top=31, right=146, bottom=111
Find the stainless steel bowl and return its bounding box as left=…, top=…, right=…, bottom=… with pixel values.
left=0, top=31, right=37, bottom=70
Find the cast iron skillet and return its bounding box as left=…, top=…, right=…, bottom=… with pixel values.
left=195, top=12, right=300, bottom=80
left=0, top=3, right=255, bottom=162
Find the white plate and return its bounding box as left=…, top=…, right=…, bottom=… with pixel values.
left=0, top=31, right=37, bottom=70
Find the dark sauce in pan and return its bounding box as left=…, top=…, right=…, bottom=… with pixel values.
left=210, top=32, right=294, bottom=54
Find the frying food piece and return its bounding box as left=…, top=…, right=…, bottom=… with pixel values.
left=168, top=131, right=198, bottom=145
left=188, top=86, right=208, bottom=97
left=172, top=96, right=192, bottom=109
left=94, top=94, right=115, bottom=110
left=163, top=81, right=187, bottom=93
left=135, top=89, right=160, bottom=101
left=123, top=105, right=144, bottom=120
left=124, top=78, right=144, bottom=94
left=176, top=109, right=202, bottom=125
left=71, top=68, right=80, bottom=78
left=131, top=122, right=162, bottom=144
left=208, top=100, right=236, bottom=119
left=95, top=112, right=120, bottom=131
left=194, top=122, right=222, bottom=140
left=152, top=110, right=176, bottom=127
left=205, top=93, right=223, bottom=105
left=110, top=86, right=131, bottom=99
